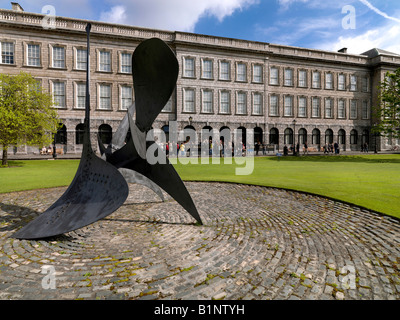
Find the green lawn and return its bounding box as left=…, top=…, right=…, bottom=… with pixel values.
left=0, top=154, right=399, bottom=219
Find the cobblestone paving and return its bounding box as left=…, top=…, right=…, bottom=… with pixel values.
left=0, top=182, right=399, bottom=300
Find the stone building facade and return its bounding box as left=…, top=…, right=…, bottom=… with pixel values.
left=1, top=3, right=400, bottom=155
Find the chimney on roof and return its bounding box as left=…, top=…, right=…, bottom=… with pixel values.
left=11, top=2, right=24, bottom=11
left=338, top=48, right=347, bottom=53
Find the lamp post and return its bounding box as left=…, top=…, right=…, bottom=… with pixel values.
left=52, top=132, right=57, bottom=159
left=292, top=119, right=297, bottom=156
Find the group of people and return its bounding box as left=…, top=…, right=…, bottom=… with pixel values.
left=40, top=146, right=53, bottom=155
left=282, top=141, right=341, bottom=156
left=322, top=142, right=340, bottom=155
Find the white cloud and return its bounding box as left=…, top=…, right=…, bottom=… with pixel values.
left=358, top=0, right=400, bottom=24
left=319, top=21, right=400, bottom=54
left=99, top=5, right=126, bottom=24
left=99, top=0, right=259, bottom=32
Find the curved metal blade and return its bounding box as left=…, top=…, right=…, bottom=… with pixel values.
left=106, top=115, right=202, bottom=225
left=12, top=135, right=129, bottom=239
left=133, top=38, right=178, bottom=132
left=118, top=168, right=165, bottom=202
left=12, top=23, right=129, bottom=239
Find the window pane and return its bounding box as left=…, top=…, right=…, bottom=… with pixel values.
left=270, top=67, right=278, bottom=85
left=99, top=51, right=111, bottom=72
left=312, top=98, right=320, bottom=117
left=184, top=89, right=195, bottom=112
left=202, top=90, right=213, bottom=113
left=237, top=63, right=246, bottom=81
left=325, top=99, right=332, bottom=118
left=270, top=95, right=278, bottom=116
left=76, top=49, right=87, bottom=70
left=53, top=46, right=65, bottom=68
left=312, top=71, right=320, bottom=88
left=27, top=44, right=40, bottom=66
left=1, top=42, right=14, bottom=64
left=99, top=84, right=111, bottom=109
left=326, top=73, right=333, bottom=89
left=253, top=93, right=262, bottom=115
left=184, top=58, right=195, bottom=77
left=220, top=91, right=230, bottom=113
left=350, top=75, right=357, bottom=91
left=202, top=60, right=213, bottom=79
left=284, top=96, right=293, bottom=116
left=237, top=92, right=246, bottom=114
left=350, top=100, right=357, bottom=119
left=284, top=69, right=293, bottom=86
left=338, top=74, right=345, bottom=90
left=253, top=65, right=262, bottom=83
left=53, top=82, right=65, bottom=108
left=298, top=70, right=307, bottom=87
left=220, top=61, right=230, bottom=80
left=338, top=100, right=346, bottom=118
left=121, top=53, right=132, bottom=73
left=362, top=101, right=369, bottom=119
left=76, top=83, right=86, bottom=109
left=121, top=86, right=132, bottom=110
left=298, top=97, right=306, bottom=117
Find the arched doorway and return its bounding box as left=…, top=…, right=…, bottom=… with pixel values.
left=55, top=124, right=67, bottom=145
left=254, top=127, right=263, bottom=144
left=338, top=129, right=346, bottom=145
left=312, top=129, right=320, bottom=148
left=98, top=124, right=112, bottom=145
left=298, top=128, right=307, bottom=145
left=269, top=128, right=279, bottom=145
left=284, top=128, right=293, bottom=145
left=350, top=129, right=358, bottom=145
left=75, top=123, right=84, bottom=145
left=325, top=129, right=333, bottom=144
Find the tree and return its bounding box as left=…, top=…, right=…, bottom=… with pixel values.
left=372, top=68, right=400, bottom=141
left=0, top=72, right=60, bottom=166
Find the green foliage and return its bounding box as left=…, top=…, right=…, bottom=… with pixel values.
left=0, top=72, right=60, bottom=165
left=372, top=68, right=400, bottom=139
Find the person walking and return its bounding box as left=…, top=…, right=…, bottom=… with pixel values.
left=303, top=142, right=308, bottom=155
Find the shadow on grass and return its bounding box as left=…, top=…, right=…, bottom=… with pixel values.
left=0, top=161, right=25, bottom=168
left=268, top=154, right=400, bottom=164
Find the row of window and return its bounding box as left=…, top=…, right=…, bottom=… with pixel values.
left=51, top=81, right=133, bottom=110
left=182, top=56, right=370, bottom=92
left=0, top=40, right=132, bottom=73
left=0, top=40, right=371, bottom=93
left=278, top=128, right=368, bottom=145
left=56, top=123, right=368, bottom=147
left=182, top=88, right=371, bottom=119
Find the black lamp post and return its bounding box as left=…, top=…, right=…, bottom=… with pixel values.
left=52, top=132, right=57, bottom=159
left=292, top=119, right=297, bottom=156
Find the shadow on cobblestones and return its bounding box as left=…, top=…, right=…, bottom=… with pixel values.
left=0, top=203, right=38, bottom=232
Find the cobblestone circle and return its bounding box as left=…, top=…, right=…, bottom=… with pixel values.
left=0, top=182, right=399, bottom=300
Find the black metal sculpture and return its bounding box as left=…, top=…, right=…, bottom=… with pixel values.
left=98, top=37, right=202, bottom=225
left=13, top=23, right=201, bottom=240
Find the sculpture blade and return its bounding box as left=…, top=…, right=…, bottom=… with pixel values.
left=106, top=115, right=202, bottom=225
left=12, top=23, right=129, bottom=239
left=132, top=38, right=178, bottom=132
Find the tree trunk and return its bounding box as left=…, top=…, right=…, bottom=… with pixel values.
left=2, top=147, right=8, bottom=166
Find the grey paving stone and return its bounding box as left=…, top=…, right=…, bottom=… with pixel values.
left=0, top=182, right=399, bottom=300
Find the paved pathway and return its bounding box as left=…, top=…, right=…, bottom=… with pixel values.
left=0, top=182, right=399, bottom=300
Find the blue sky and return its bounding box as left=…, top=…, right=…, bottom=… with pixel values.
left=2, top=0, right=400, bottom=54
